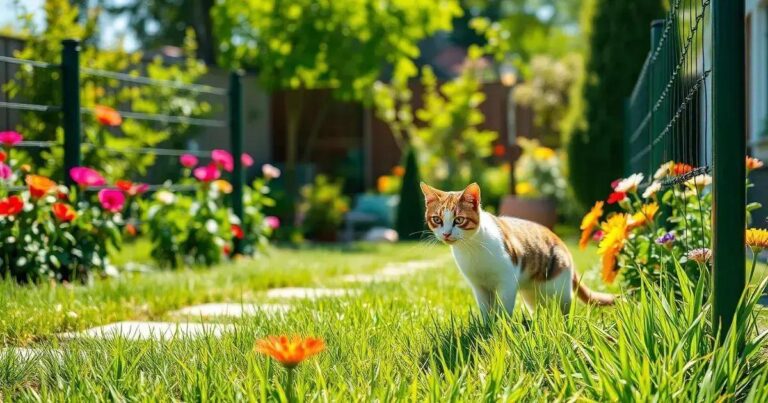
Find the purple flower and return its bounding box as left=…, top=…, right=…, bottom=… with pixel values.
left=265, top=215, right=280, bottom=230
left=655, top=232, right=675, bottom=247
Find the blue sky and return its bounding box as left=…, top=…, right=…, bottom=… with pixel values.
left=1, top=0, right=139, bottom=51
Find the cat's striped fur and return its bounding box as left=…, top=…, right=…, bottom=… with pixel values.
left=421, top=182, right=614, bottom=318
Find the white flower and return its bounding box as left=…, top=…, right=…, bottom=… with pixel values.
left=261, top=164, right=281, bottom=180
left=654, top=161, right=674, bottom=180
left=156, top=190, right=175, bottom=205
left=642, top=181, right=662, bottom=198
left=205, top=219, right=219, bottom=234
left=615, top=173, right=644, bottom=193
left=684, top=174, right=712, bottom=192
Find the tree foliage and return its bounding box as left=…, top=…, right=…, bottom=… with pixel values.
left=5, top=0, right=210, bottom=180
left=373, top=48, right=497, bottom=191
left=212, top=0, right=461, bottom=101
left=567, top=0, right=665, bottom=208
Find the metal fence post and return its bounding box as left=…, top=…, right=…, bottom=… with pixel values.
left=61, top=39, right=81, bottom=187
left=712, top=0, right=746, bottom=338
left=229, top=70, right=245, bottom=255
left=649, top=20, right=665, bottom=175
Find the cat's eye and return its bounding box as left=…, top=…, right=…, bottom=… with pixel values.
left=454, top=217, right=466, bottom=225
left=430, top=216, right=442, bottom=225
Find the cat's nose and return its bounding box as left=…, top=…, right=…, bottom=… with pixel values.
left=442, top=232, right=451, bottom=239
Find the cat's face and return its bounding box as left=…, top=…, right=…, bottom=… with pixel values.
left=420, top=182, right=481, bottom=245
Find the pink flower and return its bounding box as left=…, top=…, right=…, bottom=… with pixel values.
left=70, top=167, right=106, bottom=188
left=193, top=163, right=221, bottom=182
left=0, top=131, right=23, bottom=146
left=262, top=164, right=281, bottom=180
left=0, top=163, right=11, bottom=180
left=98, top=189, right=126, bottom=213
left=180, top=154, right=198, bottom=168
left=241, top=153, right=254, bottom=167
left=212, top=149, right=234, bottom=172
left=265, top=215, right=280, bottom=230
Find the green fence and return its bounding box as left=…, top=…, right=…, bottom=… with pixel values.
left=624, top=0, right=746, bottom=335
left=1, top=39, right=247, bottom=254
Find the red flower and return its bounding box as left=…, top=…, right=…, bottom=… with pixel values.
left=116, top=180, right=149, bottom=196
left=0, top=131, right=23, bottom=146
left=610, top=179, right=621, bottom=190
left=0, top=195, right=24, bottom=216
left=94, top=105, right=122, bottom=126
left=193, top=163, right=221, bottom=182
left=0, top=150, right=6, bottom=163
left=493, top=144, right=506, bottom=157
left=231, top=224, right=244, bottom=240
left=607, top=191, right=627, bottom=204
left=98, top=189, right=126, bottom=213
left=52, top=203, right=77, bottom=222
left=223, top=245, right=232, bottom=256
left=241, top=153, right=254, bottom=167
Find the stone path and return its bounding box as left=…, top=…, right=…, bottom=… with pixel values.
left=264, top=287, right=359, bottom=299
left=339, top=260, right=442, bottom=283
left=5, top=259, right=442, bottom=351
left=171, top=303, right=291, bottom=318
left=58, top=321, right=235, bottom=341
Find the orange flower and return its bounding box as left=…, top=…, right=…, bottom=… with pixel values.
left=26, top=175, right=57, bottom=198
left=125, top=223, right=137, bottom=236
left=597, top=214, right=628, bottom=283
left=628, top=202, right=659, bottom=230
left=94, top=105, right=122, bottom=126
left=579, top=201, right=604, bottom=249
left=670, top=162, right=693, bottom=176
left=392, top=165, right=405, bottom=177
left=746, top=156, right=764, bottom=172
left=52, top=203, right=77, bottom=222
left=255, top=335, right=325, bottom=369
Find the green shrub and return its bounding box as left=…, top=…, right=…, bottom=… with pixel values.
left=396, top=148, right=425, bottom=241
left=298, top=175, right=349, bottom=241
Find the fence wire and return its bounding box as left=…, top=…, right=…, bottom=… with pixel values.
left=626, top=0, right=712, bottom=189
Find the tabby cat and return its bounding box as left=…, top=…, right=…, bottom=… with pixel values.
left=421, top=182, right=614, bottom=318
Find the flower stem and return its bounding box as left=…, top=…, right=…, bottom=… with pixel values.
left=747, top=248, right=759, bottom=285
left=286, top=367, right=295, bottom=403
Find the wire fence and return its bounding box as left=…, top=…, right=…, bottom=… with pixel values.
left=624, top=0, right=746, bottom=336
left=0, top=39, right=247, bottom=252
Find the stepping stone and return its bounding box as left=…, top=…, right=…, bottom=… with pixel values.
left=58, top=321, right=235, bottom=341
left=265, top=287, right=359, bottom=299
left=0, top=347, right=63, bottom=364
left=172, top=303, right=291, bottom=318
left=340, top=260, right=440, bottom=283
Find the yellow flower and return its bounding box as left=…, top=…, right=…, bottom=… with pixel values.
left=628, top=202, right=659, bottom=230
left=533, top=147, right=556, bottom=161
left=579, top=201, right=604, bottom=249
left=516, top=181, right=533, bottom=196
left=746, top=228, right=768, bottom=251
left=377, top=176, right=390, bottom=193
left=212, top=179, right=233, bottom=194
left=597, top=214, right=628, bottom=284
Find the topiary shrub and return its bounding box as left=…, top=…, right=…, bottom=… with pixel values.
left=396, top=148, right=425, bottom=241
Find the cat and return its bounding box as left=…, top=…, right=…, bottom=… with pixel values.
left=420, top=182, right=615, bottom=318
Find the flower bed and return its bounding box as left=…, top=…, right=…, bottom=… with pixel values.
left=0, top=130, right=278, bottom=282
left=580, top=157, right=764, bottom=291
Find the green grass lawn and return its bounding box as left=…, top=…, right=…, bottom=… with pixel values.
left=1, top=237, right=767, bottom=401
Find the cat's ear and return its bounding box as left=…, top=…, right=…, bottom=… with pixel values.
left=420, top=182, right=444, bottom=204
left=461, top=182, right=481, bottom=210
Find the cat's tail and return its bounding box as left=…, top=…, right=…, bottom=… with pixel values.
left=572, top=272, right=616, bottom=306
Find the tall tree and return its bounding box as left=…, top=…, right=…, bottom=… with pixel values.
left=212, top=0, right=461, bottom=220
left=567, top=0, right=665, bottom=208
